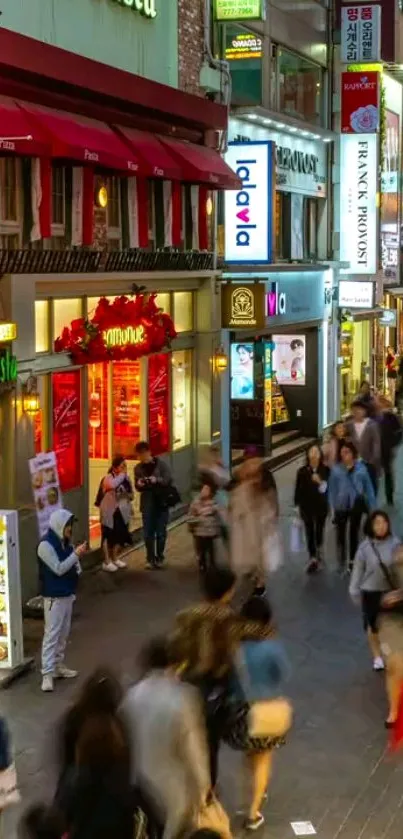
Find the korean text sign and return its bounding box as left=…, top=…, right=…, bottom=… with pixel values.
left=341, top=5, right=381, bottom=63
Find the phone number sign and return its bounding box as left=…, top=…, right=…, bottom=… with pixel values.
left=214, top=0, right=264, bottom=20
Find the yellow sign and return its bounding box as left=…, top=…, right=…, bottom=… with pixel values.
left=264, top=343, right=272, bottom=427
left=0, top=322, right=17, bottom=342
left=222, top=283, right=265, bottom=329
left=103, top=325, right=145, bottom=348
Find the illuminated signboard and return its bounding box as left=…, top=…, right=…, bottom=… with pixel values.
left=102, top=325, right=146, bottom=348
left=340, top=134, right=377, bottom=274
left=225, top=33, right=262, bottom=61
left=0, top=323, right=17, bottom=342
left=109, top=0, right=156, bottom=19
left=215, top=0, right=263, bottom=21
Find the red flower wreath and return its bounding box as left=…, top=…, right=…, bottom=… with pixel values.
left=54, top=294, right=177, bottom=364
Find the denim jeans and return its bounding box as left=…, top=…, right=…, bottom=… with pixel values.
left=142, top=506, right=169, bottom=563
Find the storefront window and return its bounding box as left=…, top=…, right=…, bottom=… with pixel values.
left=172, top=350, right=193, bottom=450
left=340, top=321, right=371, bottom=413
left=277, top=47, right=322, bottom=125
left=275, top=193, right=319, bottom=260
left=53, top=298, right=83, bottom=342
left=224, top=25, right=262, bottom=106
left=155, top=293, right=171, bottom=314
left=52, top=370, right=82, bottom=491
left=35, top=301, right=49, bottom=353
left=88, top=363, right=109, bottom=460
left=112, top=361, right=141, bottom=458
left=174, top=292, right=193, bottom=332
left=148, top=353, right=170, bottom=455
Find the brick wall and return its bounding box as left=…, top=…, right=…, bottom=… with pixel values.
left=178, top=0, right=205, bottom=96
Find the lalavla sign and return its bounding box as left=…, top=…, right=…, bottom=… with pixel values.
left=224, top=141, right=273, bottom=263
left=229, top=118, right=327, bottom=198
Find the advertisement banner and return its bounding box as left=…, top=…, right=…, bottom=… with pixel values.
left=231, top=342, right=255, bottom=400
left=29, top=451, right=63, bottom=538
left=341, top=6, right=381, bottom=63
left=272, top=335, right=306, bottom=386
left=214, top=0, right=263, bottom=20
left=340, top=134, right=378, bottom=274
left=264, top=343, right=273, bottom=427
left=338, top=280, right=375, bottom=308
left=52, top=371, right=82, bottom=492
left=148, top=353, right=170, bottom=456
left=224, top=141, right=273, bottom=263
left=341, top=71, right=379, bottom=133
left=381, top=109, right=400, bottom=284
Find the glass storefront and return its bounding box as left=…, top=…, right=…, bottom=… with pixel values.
left=340, top=320, right=371, bottom=414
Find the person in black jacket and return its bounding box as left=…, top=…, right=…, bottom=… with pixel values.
left=378, top=396, right=402, bottom=506
left=294, top=445, right=330, bottom=573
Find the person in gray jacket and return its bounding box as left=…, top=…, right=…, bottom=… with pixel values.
left=346, top=400, right=381, bottom=494
left=349, top=510, right=401, bottom=672
left=134, top=441, right=172, bottom=568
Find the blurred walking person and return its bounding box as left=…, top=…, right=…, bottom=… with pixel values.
left=349, top=511, right=401, bottom=672
left=386, top=346, right=398, bottom=403
left=346, top=400, right=381, bottom=494
left=134, top=441, right=173, bottom=568
left=224, top=597, right=291, bottom=831
left=188, top=485, right=225, bottom=573
left=294, top=444, right=329, bottom=573
left=230, top=456, right=280, bottom=595
left=38, top=509, right=87, bottom=693
left=322, top=420, right=348, bottom=468
left=377, top=396, right=402, bottom=506
left=122, top=637, right=210, bottom=839
left=329, top=442, right=376, bottom=573
left=378, top=546, right=403, bottom=728
left=172, top=566, right=237, bottom=790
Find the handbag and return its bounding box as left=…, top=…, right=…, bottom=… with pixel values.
left=290, top=518, right=304, bottom=554
left=197, top=795, right=232, bottom=839
left=236, top=650, right=293, bottom=740
left=163, top=483, right=181, bottom=509
left=370, top=541, right=403, bottom=615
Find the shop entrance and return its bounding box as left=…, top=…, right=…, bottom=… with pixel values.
left=340, top=320, right=371, bottom=415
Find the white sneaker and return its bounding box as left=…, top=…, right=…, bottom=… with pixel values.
left=115, top=558, right=127, bottom=569
left=373, top=656, right=385, bottom=671
left=41, top=674, right=54, bottom=692
left=102, top=561, right=118, bottom=573
left=55, top=665, right=78, bottom=679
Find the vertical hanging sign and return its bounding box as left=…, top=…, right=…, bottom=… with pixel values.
left=341, top=6, right=381, bottom=63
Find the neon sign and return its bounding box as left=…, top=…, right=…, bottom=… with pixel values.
left=110, top=0, right=157, bottom=19
left=103, top=325, right=146, bottom=348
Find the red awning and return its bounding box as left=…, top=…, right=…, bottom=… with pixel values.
left=115, top=127, right=182, bottom=180
left=0, top=96, right=50, bottom=157
left=16, top=102, right=140, bottom=173
left=159, top=137, right=241, bottom=189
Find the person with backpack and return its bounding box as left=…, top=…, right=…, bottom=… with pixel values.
left=134, top=441, right=173, bottom=569
left=96, top=456, right=129, bottom=573
left=38, top=509, right=87, bottom=693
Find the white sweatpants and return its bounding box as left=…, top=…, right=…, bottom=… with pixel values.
left=41, top=595, right=74, bottom=675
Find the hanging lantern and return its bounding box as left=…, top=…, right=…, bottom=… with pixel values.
left=214, top=345, right=228, bottom=373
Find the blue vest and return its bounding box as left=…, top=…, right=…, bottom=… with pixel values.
left=38, top=527, right=78, bottom=598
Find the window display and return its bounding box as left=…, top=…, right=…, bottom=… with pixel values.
left=89, top=363, right=109, bottom=460
left=231, top=342, right=254, bottom=399
left=112, top=361, right=141, bottom=458
left=172, top=350, right=192, bottom=450
left=148, top=353, right=170, bottom=455
left=272, top=335, right=306, bottom=386
left=174, top=292, right=193, bottom=333
left=52, top=370, right=82, bottom=491
left=35, top=301, right=49, bottom=353
left=53, top=298, right=82, bottom=342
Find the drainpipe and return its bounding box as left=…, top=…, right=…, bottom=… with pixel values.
left=203, top=0, right=232, bottom=153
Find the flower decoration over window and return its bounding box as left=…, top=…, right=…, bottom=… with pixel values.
left=54, top=294, right=177, bottom=365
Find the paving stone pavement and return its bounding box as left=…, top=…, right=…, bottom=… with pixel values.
left=2, top=451, right=403, bottom=839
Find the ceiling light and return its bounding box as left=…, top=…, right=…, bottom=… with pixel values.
left=248, top=114, right=257, bottom=120
left=263, top=118, right=272, bottom=125
left=323, top=137, right=332, bottom=143
left=276, top=122, right=285, bottom=129
left=313, top=134, right=320, bottom=139
left=288, top=127, right=298, bottom=132
left=301, top=131, right=310, bottom=137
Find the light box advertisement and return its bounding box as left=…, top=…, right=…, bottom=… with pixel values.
left=215, top=0, right=263, bottom=21
left=272, top=335, right=306, bottom=386
left=224, top=141, right=273, bottom=264
left=340, top=134, right=377, bottom=275
left=231, top=342, right=254, bottom=399
left=338, top=280, right=374, bottom=309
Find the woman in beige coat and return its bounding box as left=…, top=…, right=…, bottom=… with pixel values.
left=229, top=456, right=280, bottom=594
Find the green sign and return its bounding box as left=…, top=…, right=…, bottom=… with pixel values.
left=214, top=0, right=263, bottom=21
left=0, top=349, right=17, bottom=385
left=111, top=0, right=157, bottom=19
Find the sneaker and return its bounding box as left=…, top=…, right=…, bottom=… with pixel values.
left=55, top=665, right=78, bottom=679
left=114, top=558, right=127, bottom=569
left=306, top=559, right=318, bottom=574
left=245, top=813, right=265, bottom=831
left=41, top=674, right=54, bottom=692
left=102, top=561, right=118, bottom=573
left=373, top=656, right=385, bottom=671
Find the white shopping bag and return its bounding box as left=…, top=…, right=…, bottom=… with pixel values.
left=290, top=518, right=304, bottom=553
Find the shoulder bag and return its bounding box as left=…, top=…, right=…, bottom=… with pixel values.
left=236, top=649, right=292, bottom=739
left=371, top=541, right=403, bottom=616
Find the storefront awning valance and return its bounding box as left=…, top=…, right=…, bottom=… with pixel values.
left=159, top=137, right=242, bottom=189
left=16, top=102, right=140, bottom=174
left=115, top=127, right=181, bottom=181
left=0, top=96, right=50, bottom=157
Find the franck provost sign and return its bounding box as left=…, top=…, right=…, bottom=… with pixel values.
left=340, top=133, right=378, bottom=275
left=224, top=141, right=273, bottom=264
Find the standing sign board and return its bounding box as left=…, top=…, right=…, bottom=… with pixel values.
left=29, top=451, right=63, bottom=538
left=341, top=6, right=381, bottom=63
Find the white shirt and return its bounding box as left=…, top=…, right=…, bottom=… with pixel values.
left=354, top=418, right=369, bottom=440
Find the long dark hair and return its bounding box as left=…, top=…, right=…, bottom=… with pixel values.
left=364, top=510, right=392, bottom=540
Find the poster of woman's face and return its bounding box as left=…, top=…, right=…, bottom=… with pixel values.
left=272, top=335, right=306, bottom=386
left=231, top=343, right=254, bottom=399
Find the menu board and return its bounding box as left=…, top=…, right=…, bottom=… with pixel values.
left=52, top=371, right=82, bottom=491
left=0, top=515, right=10, bottom=667
left=29, top=451, right=63, bottom=537
left=89, top=362, right=109, bottom=460
left=112, top=361, right=141, bottom=459
left=148, top=353, right=170, bottom=456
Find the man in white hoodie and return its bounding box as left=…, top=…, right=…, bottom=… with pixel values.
left=37, top=509, right=87, bottom=693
